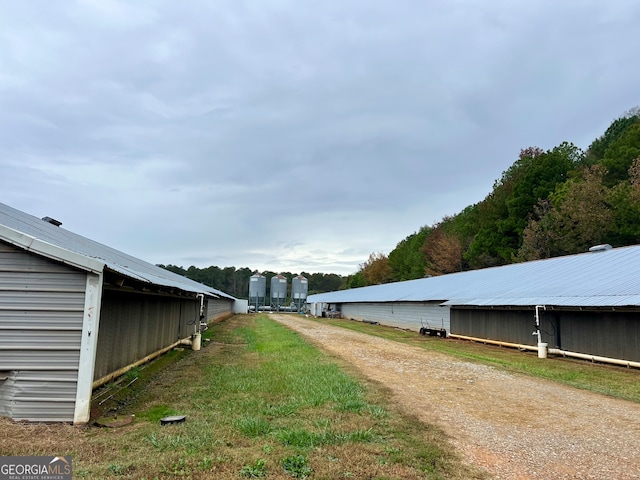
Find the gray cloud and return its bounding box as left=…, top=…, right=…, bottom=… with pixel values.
left=1, top=0, right=639, bottom=274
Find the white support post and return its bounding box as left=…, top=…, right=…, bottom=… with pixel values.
left=73, top=272, right=103, bottom=424
left=535, top=305, right=548, bottom=359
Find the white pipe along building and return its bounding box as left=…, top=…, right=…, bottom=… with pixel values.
left=0, top=202, right=242, bottom=424
left=307, top=244, right=640, bottom=368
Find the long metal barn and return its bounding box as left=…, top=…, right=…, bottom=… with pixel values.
left=308, top=244, right=640, bottom=368
left=0, top=202, right=242, bottom=423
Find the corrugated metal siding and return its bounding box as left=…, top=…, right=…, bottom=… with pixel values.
left=0, top=241, right=85, bottom=422
left=0, top=371, right=79, bottom=423
left=340, top=302, right=450, bottom=333
left=206, top=298, right=234, bottom=322
left=553, top=311, right=640, bottom=362
left=94, top=290, right=201, bottom=381
left=451, top=308, right=640, bottom=362
left=451, top=309, right=539, bottom=345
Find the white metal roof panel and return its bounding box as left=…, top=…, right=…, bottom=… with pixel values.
left=308, top=245, right=640, bottom=308
left=0, top=203, right=235, bottom=300
left=445, top=295, right=640, bottom=307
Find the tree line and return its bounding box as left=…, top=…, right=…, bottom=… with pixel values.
left=157, top=265, right=347, bottom=299
left=352, top=107, right=640, bottom=286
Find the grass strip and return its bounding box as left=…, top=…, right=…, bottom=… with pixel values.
left=322, top=318, right=640, bottom=403
left=0, top=314, right=486, bottom=479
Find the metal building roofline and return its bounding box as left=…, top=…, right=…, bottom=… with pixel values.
left=443, top=294, right=640, bottom=308
left=0, top=202, right=237, bottom=300
left=0, top=224, right=105, bottom=274
left=308, top=244, right=640, bottom=308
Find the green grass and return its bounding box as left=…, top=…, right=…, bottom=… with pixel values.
left=322, top=318, right=640, bottom=403
left=0, top=314, right=484, bottom=479
left=282, top=454, right=313, bottom=478
left=240, top=458, right=267, bottom=478
left=234, top=416, right=272, bottom=437
left=6, top=313, right=637, bottom=479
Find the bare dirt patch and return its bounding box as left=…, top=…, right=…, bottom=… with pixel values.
left=272, top=314, right=640, bottom=480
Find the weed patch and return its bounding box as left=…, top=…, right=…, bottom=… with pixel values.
left=234, top=416, right=272, bottom=437
left=0, top=314, right=484, bottom=480
left=282, top=454, right=312, bottom=479
left=240, top=458, right=267, bottom=478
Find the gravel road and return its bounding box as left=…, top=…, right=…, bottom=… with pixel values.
left=272, top=314, right=640, bottom=480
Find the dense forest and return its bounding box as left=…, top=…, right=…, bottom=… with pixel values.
left=161, top=108, right=640, bottom=296
left=157, top=265, right=347, bottom=300
left=350, top=107, right=640, bottom=287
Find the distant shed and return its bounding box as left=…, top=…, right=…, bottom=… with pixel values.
left=307, top=278, right=452, bottom=332
left=0, top=202, right=238, bottom=423
left=308, top=245, right=640, bottom=367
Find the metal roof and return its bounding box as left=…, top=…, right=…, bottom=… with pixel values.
left=308, top=244, right=640, bottom=308
left=0, top=202, right=235, bottom=300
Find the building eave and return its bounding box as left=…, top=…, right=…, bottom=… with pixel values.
left=0, top=224, right=105, bottom=274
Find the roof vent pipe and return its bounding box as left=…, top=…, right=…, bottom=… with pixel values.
left=42, top=216, right=62, bottom=227
left=588, top=244, right=612, bottom=252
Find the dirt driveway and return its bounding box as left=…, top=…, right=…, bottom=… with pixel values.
left=272, top=314, right=640, bottom=480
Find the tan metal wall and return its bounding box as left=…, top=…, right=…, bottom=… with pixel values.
left=0, top=241, right=86, bottom=422
left=206, top=297, right=234, bottom=323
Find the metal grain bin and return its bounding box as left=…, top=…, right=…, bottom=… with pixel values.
left=270, top=274, right=288, bottom=310
left=249, top=273, right=266, bottom=310
left=291, top=275, right=308, bottom=311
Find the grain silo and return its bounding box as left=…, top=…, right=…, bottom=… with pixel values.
left=270, top=274, right=288, bottom=310
left=291, top=275, right=308, bottom=312
left=248, top=272, right=267, bottom=311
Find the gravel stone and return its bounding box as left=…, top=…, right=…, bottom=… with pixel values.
left=273, top=314, right=640, bottom=479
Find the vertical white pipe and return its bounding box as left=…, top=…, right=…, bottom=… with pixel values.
left=196, top=294, right=204, bottom=334
left=535, top=305, right=548, bottom=359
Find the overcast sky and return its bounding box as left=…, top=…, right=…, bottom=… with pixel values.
left=1, top=1, right=639, bottom=275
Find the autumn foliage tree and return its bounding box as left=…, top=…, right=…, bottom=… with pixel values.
left=359, top=252, right=392, bottom=285
left=514, top=200, right=556, bottom=261
left=360, top=107, right=640, bottom=286
left=517, top=165, right=614, bottom=260
left=465, top=143, right=581, bottom=268
left=605, top=156, right=640, bottom=246
left=421, top=225, right=464, bottom=276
